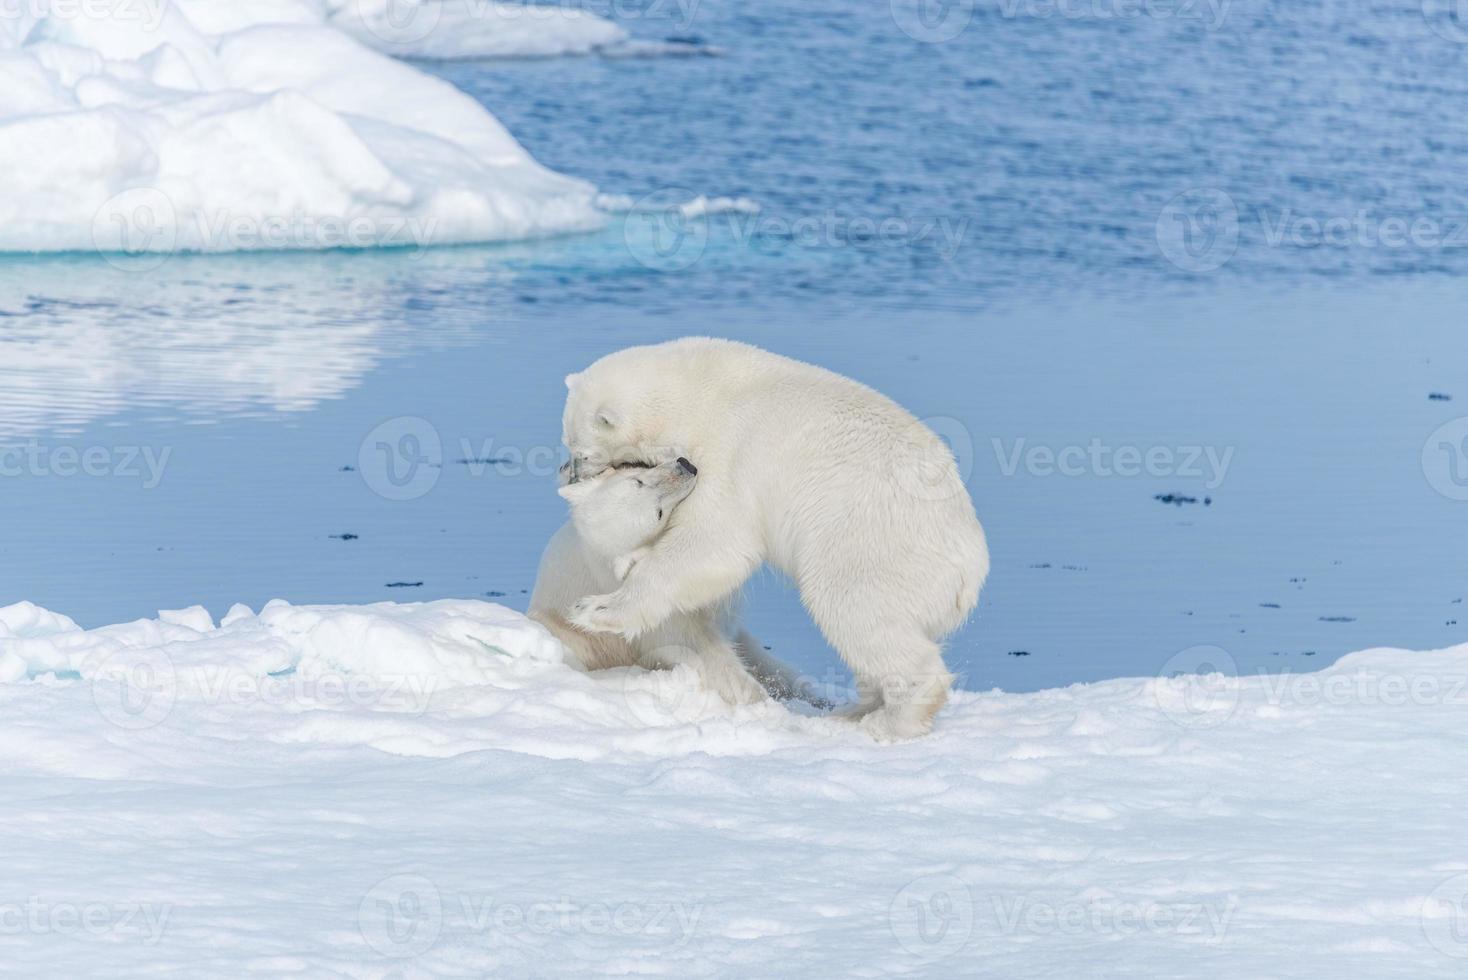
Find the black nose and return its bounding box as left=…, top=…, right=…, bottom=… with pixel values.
left=676, top=456, right=698, bottom=476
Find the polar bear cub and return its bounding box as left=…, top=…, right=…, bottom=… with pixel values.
left=562, top=338, right=990, bottom=740
left=528, top=458, right=809, bottom=707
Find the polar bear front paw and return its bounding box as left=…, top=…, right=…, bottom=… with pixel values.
left=569, top=593, right=638, bottom=638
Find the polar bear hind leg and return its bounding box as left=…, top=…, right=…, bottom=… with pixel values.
left=800, top=565, right=957, bottom=740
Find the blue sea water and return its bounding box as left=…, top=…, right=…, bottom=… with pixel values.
left=1, top=0, right=1465, bottom=692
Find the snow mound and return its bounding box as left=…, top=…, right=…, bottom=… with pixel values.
left=0, top=0, right=607, bottom=255
left=4, top=597, right=1467, bottom=975
left=677, top=194, right=761, bottom=219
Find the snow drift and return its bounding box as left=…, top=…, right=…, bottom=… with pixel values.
left=3, top=596, right=1467, bottom=975
left=0, top=0, right=612, bottom=255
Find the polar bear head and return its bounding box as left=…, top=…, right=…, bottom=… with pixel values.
left=557, top=457, right=699, bottom=563
left=561, top=339, right=744, bottom=479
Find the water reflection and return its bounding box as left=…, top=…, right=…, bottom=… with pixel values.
left=0, top=251, right=499, bottom=440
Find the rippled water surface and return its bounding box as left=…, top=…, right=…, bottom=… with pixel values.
left=2, top=0, right=1466, bottom=691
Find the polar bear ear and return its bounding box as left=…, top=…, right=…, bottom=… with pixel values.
left=557, top=481, right=591, bottom=504
left=564, top=372, right=581, bottom=390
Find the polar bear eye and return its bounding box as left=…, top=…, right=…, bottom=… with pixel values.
left=657, top=508, right=663, bottom=520
left=634, top=479, right=644, bottom=488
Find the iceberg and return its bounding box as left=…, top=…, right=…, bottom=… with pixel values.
left=0, top=0, right=610, bottom=256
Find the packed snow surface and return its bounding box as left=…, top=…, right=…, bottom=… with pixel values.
left=3, top=597, right=1467, bottom=976
left=0, top=0, right=611, bottom=255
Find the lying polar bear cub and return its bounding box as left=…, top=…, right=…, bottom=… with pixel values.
left=528, top=458, right=811, bottom=707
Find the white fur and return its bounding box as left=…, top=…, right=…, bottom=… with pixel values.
left=528, top=462, right=812, bottom=707
left=562, top=338, right=990, bottom=740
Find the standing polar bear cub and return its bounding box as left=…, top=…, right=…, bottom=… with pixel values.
left=563, top=337, right=989, bottom=740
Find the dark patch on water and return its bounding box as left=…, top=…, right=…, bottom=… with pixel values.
left=1155, top=493, right=1213, bottom=506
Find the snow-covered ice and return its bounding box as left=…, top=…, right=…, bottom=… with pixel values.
left=0, top=1, right=609, bottom=255
left=3, top=597, right=1467, bottom=975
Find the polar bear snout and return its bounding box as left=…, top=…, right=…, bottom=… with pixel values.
left=567, top=444, right=688, bottom=484
left=648, top=459, right=698, bottom=505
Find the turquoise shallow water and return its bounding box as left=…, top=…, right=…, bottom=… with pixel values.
left=1, top=0, right=1466, bottom=691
